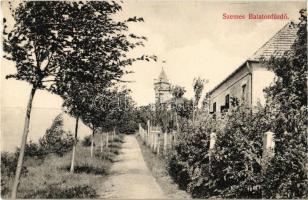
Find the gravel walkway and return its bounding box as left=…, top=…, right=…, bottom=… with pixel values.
left=99, top=135, right=165, bottom=199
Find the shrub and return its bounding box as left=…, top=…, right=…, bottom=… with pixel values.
left=24, top=140, right=44, bottom=158
left=23, top=184, right=97, bottom=198
left=210, top=105, right=270, bottom=198
left=1, top=152, right=28, bottom=196
left=39, top=114, right=75, bottom=156
left=82, top=135, right=92, bottom=147
left=261, top=12, right=307, bottom=198
left=168, top=117, right=216, bottom=197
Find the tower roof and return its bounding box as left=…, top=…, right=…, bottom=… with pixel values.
left=157, top=67, right=168, bottom=83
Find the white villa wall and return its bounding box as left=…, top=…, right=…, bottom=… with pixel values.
left=251, top=62, right=275, bottom=106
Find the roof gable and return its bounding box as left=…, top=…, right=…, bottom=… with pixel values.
left=249, top=22, right=298, bottom=61
left=208, top=22, right=299, bottom=95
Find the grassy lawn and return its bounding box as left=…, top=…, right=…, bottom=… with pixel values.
left=136, top=135, right=191, bottom=199
left=1, top=134, right=123, bottom=199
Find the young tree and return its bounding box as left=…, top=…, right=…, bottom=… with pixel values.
left=3, top=2, right=78, bottom=198
left=192, top=77, right=208, bottom=123
left=56, top=0, right=155, bottom=167
left=3, top=1, right=154, bottom=195
left=62, top=82, right=95, bottom=172
left=102, top=87, right=138, bottom=134
left=171, top=85, right=186, bottom=132
left=135, top=104, right=155, bottom=128
left=82, top=90, right=113, bottom=158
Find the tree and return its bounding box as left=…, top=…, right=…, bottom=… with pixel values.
left=102, top=87, right=138, bottom=134
left=192, top=77, right=208, bottom=123
left=3, top=1, right=154, bottom=196
left=262, top=9, right=307, bottom=198
left=3, top=2, right=78, bottom=198
left=135, top=105, right=155, bottom=129
left=55, top=1, right=155, bottom=170
left=171, top=85, right=186, bottom=132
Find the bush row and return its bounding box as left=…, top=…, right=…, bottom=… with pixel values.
left=168, top=105, right=307, bottom=199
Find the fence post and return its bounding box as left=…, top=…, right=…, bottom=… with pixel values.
left=113, top=127, right=116, bottom=140
left=157, top=133, right=161, bottom=155
left=106, top=132, right=109, bottom=148
left=209, top=132, right=217, bottom=151
left=152, top=131, right=154, bottom=150
left=262, top=131, right=275, bottom=165
left=152, top=131, right=155, bottom=150
left=147, top=120, right=150, bottom=146
left=163, top=132, right=167, bottom=156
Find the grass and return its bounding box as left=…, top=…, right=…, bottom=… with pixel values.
left=1, top=134, right=124, bottom=199
left=136, top=135, right=191, bottom=199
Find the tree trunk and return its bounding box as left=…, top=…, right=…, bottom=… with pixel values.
left=106, top=132, right=109, bottom=148
left=175, top=114, right=179, bottom=133
left=90, top=128, right=95, bottom=158
left=11, top=86, right=36, bottom=199
left=100, top=133, right=103, bottom=153
left=70, top=116, right=79, bottom=173
left=192, top=103, right=195, bottom=124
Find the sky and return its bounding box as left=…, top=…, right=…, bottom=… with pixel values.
left=1, top=0, right=306, bottom=151
left=119, top=1, right=305, bottom=105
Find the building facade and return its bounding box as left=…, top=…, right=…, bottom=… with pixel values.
left=208, top=22, right=298, bottom=114
left=154, top=68, right=172, bottom=105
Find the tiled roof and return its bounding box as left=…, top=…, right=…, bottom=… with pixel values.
left=208, top=22, right=299, bottom=95
left=249, top=22, right=298, bottom=61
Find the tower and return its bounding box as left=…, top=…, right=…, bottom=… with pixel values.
left=154, top=67, right=172, bottom=105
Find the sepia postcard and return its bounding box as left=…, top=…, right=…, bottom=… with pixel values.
left=1, top=0, right=307, bottom=199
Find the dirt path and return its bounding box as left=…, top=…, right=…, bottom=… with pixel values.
left=99, top=135, right=165, bottom=199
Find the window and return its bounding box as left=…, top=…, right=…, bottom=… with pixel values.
left=242, top=84, right=247, bottom=101
left=225, top=94, right=230, bottom=109
left=213, top=102, right=216, bottom=113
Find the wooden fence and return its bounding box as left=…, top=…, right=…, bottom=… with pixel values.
left=138, top=122, right=177, bottom=156
left=138, top=121, right=276, bottom=163
left=98, top=129, right=116, bottom=152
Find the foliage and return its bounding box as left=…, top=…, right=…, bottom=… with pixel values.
left=167, top=10, right=307, bottom=199
left=39, top=114, right=75, bottom=156
left=23, top=140, right=43, bottom=158
left=135, top=105, right=155, bottom=129
left=1, top=134, right=123, bottom=199
left=102, top=87, right=139, bottom=134
left=1, top=152, right=28, bottom=196
left=261, top=9, right=307, bottom=198
left=168, top=116, right=214, bottom=197
left=177, top=98, right=194, bottom=122
left=82, top=135, right=92, bottom=147
left=23, top=185, right=97, bottom=199
left=3, top=1, right=73, bottom=90
left=192, top=77, right=206, bottom=108
left=192, top=77, right=208, bottom=122
left=210, top=105, right=270, bottom=198
left=155, top=103, right=173, bottom=133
